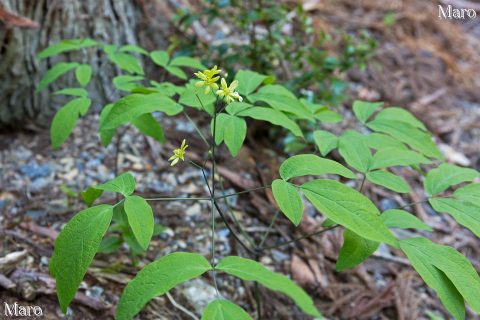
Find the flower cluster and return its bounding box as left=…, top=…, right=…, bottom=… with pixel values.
left=194, top=66, right=243, bottom=104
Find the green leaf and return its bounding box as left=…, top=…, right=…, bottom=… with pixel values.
left=50, top=98, right=91, bottom=148
left=50, top=205, right=113, bottom=313
left=223, top=115, right=247, bottom=157
left=272, top=179, right=304, bottom=226
left=202, top=299, right=252, bottom=320
left=113, top=75, right=144, bottom=92
left=54, top=88, right=88, bottom=98
left=235, top=107, right=303, bottom=137
left=38, top=38, right=97, bottom=59
left=211, top=113, right=228, bottom=145
left=226, top=102, right=254, bottom=115
left=381, top=209, right=432, bottom=231
left=179, top=81, right=216, bottom=115
left=119, top=44, right=149, bottom=55
left=364, top=133, right=407, bottom=151
left=124, top=195, right=154, bottom=251
left=108, top=52, right=144, bottom=75
left=370, top=147, right=431, bottom=170
left=336, top=229, right=379, bottom=271
left=424, top=164, right=479, bottom=196
left=279, top=154, right=356, bottom=181
left=352, top=100, right=383, bottom=124
left=429, top=198, right=480, bottom=237
left=116, top=252, right=211, bottom=320
left=235, top=70, right=267, bottom=96
left=99, top=104, right=115, bottom=146
left=96, top=172, right=135, bottom=196
left=38, top=62, right=79, bottom=91
left=150, top=50, right=169, bottom=67
left=102, top=94, right=182, bottom=131
left=338, top=131, right=372, bottom=173
left=216, top=256, right=322, bottom=318
left=169, top=56, right=206, bottom=70
left=400, top=238, right=465, bottom=320
left=165, top=66, right=187, bottom=80
left=81, top=187, right=104, bottom=207
left=375, top=107, right=427, bottom=131
left=301, top=179, right=398, bottom=246
left=99, top=236, right=122, bottom=253
left=132, top=113, right=165, bottom=144
left=454, top=183, right=480, bottom=203
left=313, top=130, right=338, bottom=157
left=366, top=170, right=411, bottom=193
left=314, top=110, right=343, bottom=123
left=75, top=64, right=92, bottom=86
left=367, top=118, right=442, bottom=160
left=248, top=85, right=313, bottom=119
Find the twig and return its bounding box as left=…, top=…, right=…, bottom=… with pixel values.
left=166, top=292, right=199, bottom=320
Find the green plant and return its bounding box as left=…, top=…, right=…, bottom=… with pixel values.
left=39, top=40, right=480, bottom=319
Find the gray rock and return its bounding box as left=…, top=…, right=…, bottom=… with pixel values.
left=179, top=278, right=217, bottom=314
left=379, top=198, right=398, bottom=211
left=271, top=249, right=289, bottom=262
left=20, top=161, right=51, bottom=179
left=30, top=177, right=52, bottom=192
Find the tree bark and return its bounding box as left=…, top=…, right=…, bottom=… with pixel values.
left=0, top=0, right=164, bottom=130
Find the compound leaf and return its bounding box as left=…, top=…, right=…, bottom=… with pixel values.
left=375, top=107, right=426, bottom=131
left=336, top=229, right=379, bottom=271
left=38, top=38, right=97, bottom=59
left=50, top=205, right=113, bottom=313
left=313, top=130, right=338, bottom=157
left=366, top=170, right=411, bottom=193
left=81, top=187, right=104, bottom=207
left=223, top=115, right=247, bottom=157
left=352, top=100, right=383, bottom=124
left=234, top=70, right=267, bottom=96
left=279, top=154, right=356, bottom=181
left=169, top=56, right=206, bottom=70
left=124, top=195, right=154, bottom=250
left=54, top=87, right=88, bottom=98
left=116, top=252, right=211, bottom=320
left=338, top=131, right=372, bottom=173
left=381, top=209, right=432, bottom=231
left=424, top=164, right=479, bottom=196
left=95, top=172, right=135, bottom=196
left=301, top=179, right=398, bottom=247
left=150, top=50, right=169, bottom=67
left=364, top=133, right=407, bottom=151
left=236, top=107, right=303, bottom=137
left=107, top=52, right=144, bottom=75
left=38, top=62, right=79, bottom=91
left=201, top=299, right=252, bottom=320
left=454, top=183, right=480, bottom=203
left=272, top=179, right=304, bottom=226
left=75, top=64, right=92, bottom=86
left=216, top=256, right=322, bottom=318
left=50, top=97, right=91, bottom=148
left=370, top=147, right=431, bottom=170
left=132, top=113, right=165, bottom=144
left=429, top=198, right=480, bottom=238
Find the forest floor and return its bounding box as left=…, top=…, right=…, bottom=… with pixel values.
left=1, top=1, right=480, bottom=319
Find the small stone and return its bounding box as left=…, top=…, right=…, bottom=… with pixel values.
left=26, top=210, right=47, bottom=220
left=217, top=228, right=230, bottom=239
left=30, top=177, right=51, bottom=192
left=20, top=162, right=51, bottom=179
left=379, top=198, right=398, bottom=211
left=86, top=286, right=104, bottom=298
left=271, top=249, right=289, bottom=262
left=179, top=279, right=216, bottom=314
left=186, top=203, right=202, bottom=217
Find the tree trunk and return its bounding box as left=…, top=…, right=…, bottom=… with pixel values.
left=0, top=0, right=166, bottom=130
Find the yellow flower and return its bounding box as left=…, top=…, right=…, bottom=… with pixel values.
left=168, top=139, right=188, bottom=166
left=215, top=78, right=243, bottom=104
left=194, top=65, right=221, bottom=94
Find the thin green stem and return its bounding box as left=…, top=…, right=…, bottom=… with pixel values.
left=359, top=174, right=366, bottom=193
left=145, top=197, right=210, bottom=201
left=214, top=185, right=271, bottom=200
left=183, top=110, right=210, bottom=148
left=263, top=225, right=339, bottom=250
left=258, top=210, right=279, bottom=249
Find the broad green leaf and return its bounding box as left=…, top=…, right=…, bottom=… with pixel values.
left=169, top=56, right=206, bottom=70
left=38, top=62, right=79, bottom=91
left=454, top=183, right=480, bottom=204
left=235, top=107, right=303, bottom=137
left=99, top=104, right=115, bottom=146
left=150, top=50, right=169, bottom=67
left=202, top=299, right=252, bottom=320
left=376, top=107, right=427, bottom=131
left=370, top=147, right=431, bottom=170
left=352, top=100, right=383, bottom=124
left=366, top=170, right=411, bottom=193
left=50, top=205, right=113, bottom=312
left=279, top=154, right=356, bottom=181
left=75, top=64, right=92, bottom=86
left=116, top=252, right=211, bottom=320
left=54, top=88, right=88, bottom=98
left=301, top=179, right=398, bottom=246
left=313, top=130, right=338, bottom=157
left=314, top=109, right=343, bottom=123
left=132, top=113, right=165, bottom=144
left=400, top=238, right=465, bottom=320
left=81, top=187, right=104, bottom=207
left=216, top=256, right=321, bottom=318
left=211, top=113, right=228, bottom=145
left=165, top=66, right=187, bottom=79
left=179, top=81, right=215, bottom=115
left=113, top=75, right=144, bottom=92
left=223, top=115, right=247, bottom=157
left=150, top=81, right=182, bottom=96
left=235, top=70, right=267, bottom=95
left=99, top=236, right=122, bottom=253
left=226, top=102, right=254, bottom=115
left=367, top=118, right=442, bottom=160
left=381, top=209, right=432, bottom=231
left=124, top=195, right=154, bottom=250
left=119, top=44, right=149, bottom=55
left=50, top=98, right=91, bottom=148
left=96, top=172, right=135, bottom=196
left=424, top=164, right=479, bottom=196
left=336, top=229, right=379, bottom=271
left=272, top=179, right=304, bottom=226
left=248, top=85, right=312, bottom=119
left=102, top=93, right=182, bottom=130
left=401, top=237, right=480, bottom=316
left=364, top=133, right=407, bottom=150
left=338, top=131, right=372, bottom=173
left=108, top=52, right=144, bottom=75
left=38, top=38, right=97, bottom=59
left=429, top=198, right=480, bottom=237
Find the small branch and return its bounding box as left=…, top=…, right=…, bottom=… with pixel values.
left=145, top=197, right=211, bottom=201
left=166, top=292, right=199, bottom=320
left=214, top=185, right=271, bottom=200
left=263, top=225, right=339, bottom=250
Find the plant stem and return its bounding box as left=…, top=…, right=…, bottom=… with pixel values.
left=263, top=225, right=339, bottom=250
left=183, top=110, right=210, bottom=148
left=359, top=174, right=366, bottom=193
left=258, top=210, right=279, bottom=249
left=145, top=197, right=211, bottom=201
left=214, top=185, right=271, bottom=200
